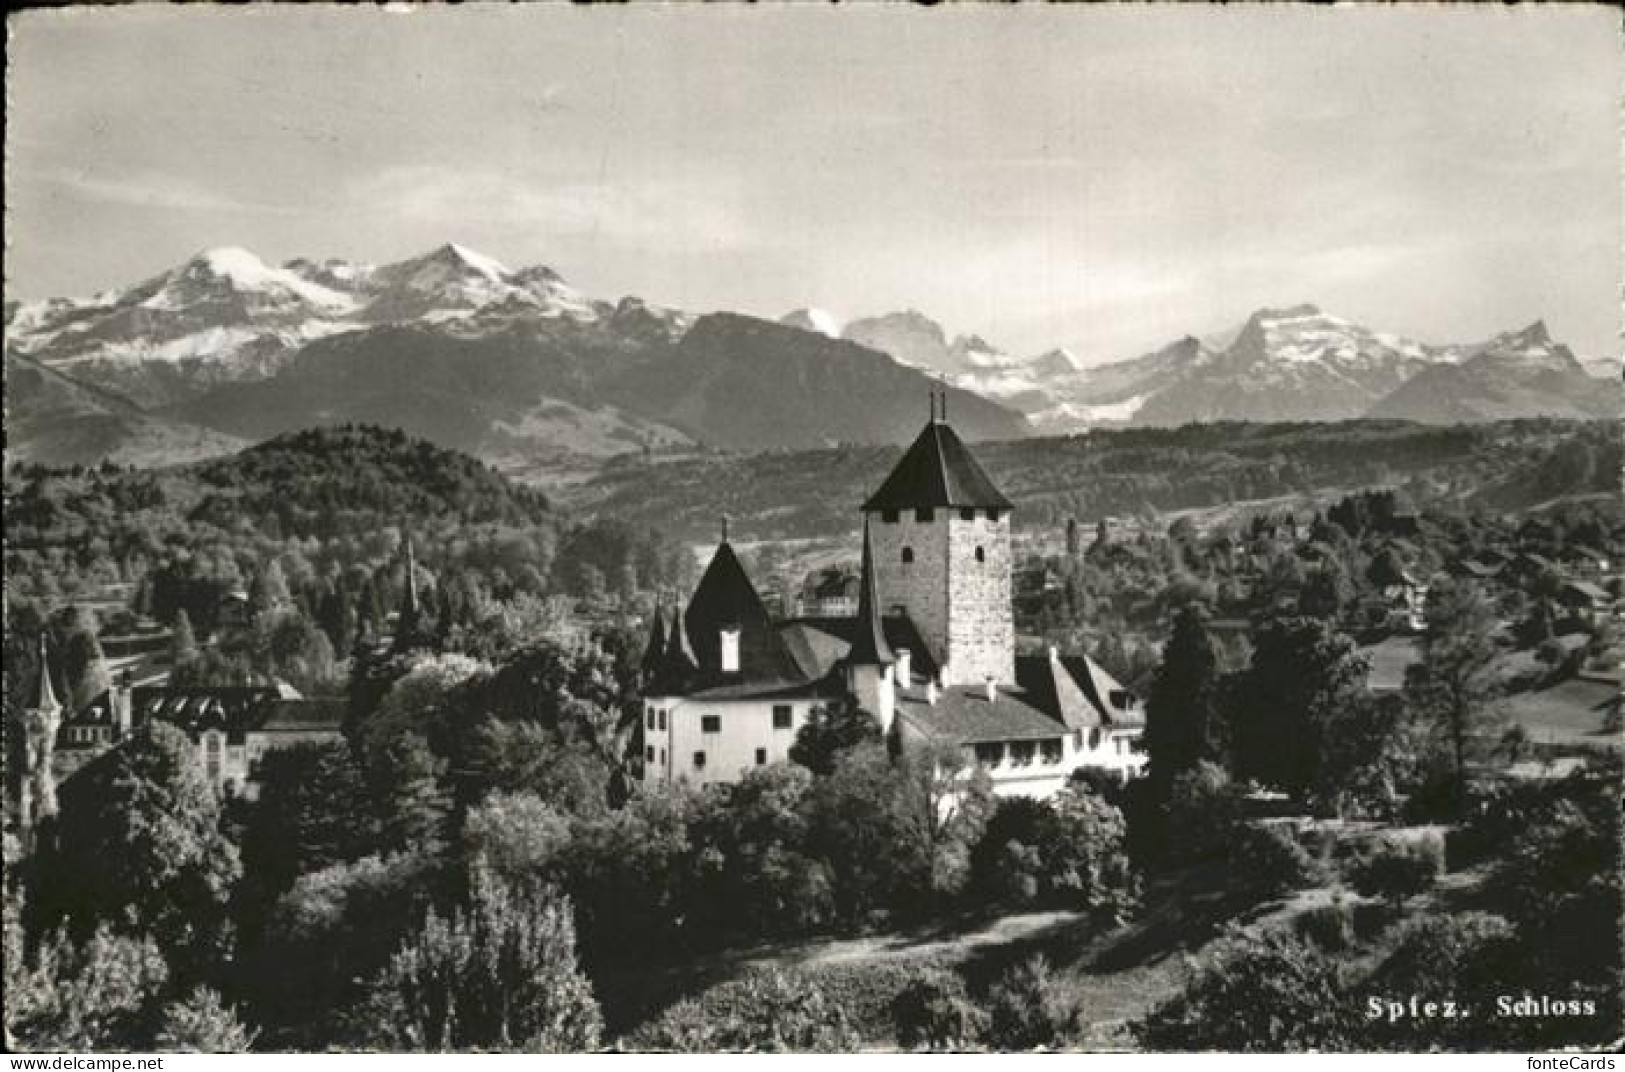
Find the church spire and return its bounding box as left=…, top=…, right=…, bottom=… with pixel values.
left=391, top=535, right=428, bottom=653
left=34, top=633, right=60, bottom=712
left=845, top=519, right=893, bottom=667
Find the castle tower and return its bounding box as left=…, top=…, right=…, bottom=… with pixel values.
left=18, top=634, right=64, bottom=830
left=861, top=394, right=1014, bottom=687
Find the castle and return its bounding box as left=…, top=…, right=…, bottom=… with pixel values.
left=638, top=400, right=1144, bottom=797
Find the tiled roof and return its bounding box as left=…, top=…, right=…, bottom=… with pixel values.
left=776, top=615, right=943, bottom=684
left=896, top=652, right=1144, bottom=745
left=256, top=697, right=348, bottom=733
left=654, top=542, right=814, bottom=698
left=862, top=419, right=1013, bottom=512
left=896, top=681, right=1069, bottom=744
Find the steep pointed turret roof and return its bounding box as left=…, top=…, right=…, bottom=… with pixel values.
left=641, top=606, right=669, bottom=675
left=862, top=417, right=1012, bottom=512
left=843, top=521, right=893, bottom=667
left=35, top=634, right=61, bottom=712
left=662, top=599, right=697, bottom=676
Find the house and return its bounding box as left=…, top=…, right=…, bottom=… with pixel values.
left=52, top=678, right=345, bottom=797
left=638, top=402, right=1145, bottom=798
left=216, top=589, right=252, bottom=632
left=1556, top=580, right=1612, bottom=623
left=793, top=566, right=860, bottom=618
left=1380, top=570, right=1429, bottom=633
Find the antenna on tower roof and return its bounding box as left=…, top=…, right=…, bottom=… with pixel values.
left=721, top=514, right=730, bottom=544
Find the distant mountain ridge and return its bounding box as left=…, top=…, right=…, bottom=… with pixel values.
left=7, top=242, right=1613, bottom=474
left=780, top=302, right=1618, bottom=430
left=6, top=244, right=1029, bottom=472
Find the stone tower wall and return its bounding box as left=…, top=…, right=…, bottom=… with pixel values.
left=946, top=512, right=1015, bottom=686
left=867, top=511, right=950, bottom=668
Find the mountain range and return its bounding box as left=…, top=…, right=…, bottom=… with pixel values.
left=778, top=302, right=1619, bottom=432
left=6, top=244, right=1617, bottom=476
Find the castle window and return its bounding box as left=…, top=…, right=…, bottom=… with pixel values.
left=646, top=709, right=656, bottom=730
left=1010, top=741, right=1036, bottom=767
left=961, top=508, right=977, bottom=521
left=693, top=751, right=707, bottom=770
left=1040, top=739, right=1064, bottom=764
left=658, top=710, right=667, bottom=731
left=988, top=508, right=1004, bottom=522
left=901, top=547, right=915, bottom=565
left=646, top=745, right=655, bottom=762
left=755, top=748, right=768, bottom=766
left=880, top=510, right=899, bottom=523
left=974, top=742, right=1004, bottom=767
left=975, top=546, right=986, bottom=563
left=701, top=715, right=721, bottom=733
left=772, top=705, right=793, bottom=729
left=916, top=508, right=935, bottom=522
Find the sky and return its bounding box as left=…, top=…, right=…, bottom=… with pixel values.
left=7, top=5, right=1621, bottom=363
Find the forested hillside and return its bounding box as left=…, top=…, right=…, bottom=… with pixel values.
left=568, top=419, right=1622, bottom=542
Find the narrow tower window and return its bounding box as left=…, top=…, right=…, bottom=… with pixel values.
left=917, top=508, right=935, bottom=522
left=901, top=547, right=915, bottom=565
left=975, top=546, right=986, bottom=563
left=720, top=628, right=740, bottom=672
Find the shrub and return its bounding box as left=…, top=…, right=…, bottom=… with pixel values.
left=1347, top=835, right=1442, bottom=910
left=1133, top=925, right=1354, bottom=1052
left=892, top=969, right=987, bottom=1051
left=1292, top=894, right=1356, bottom=953
left=630, top=968, right=861, bottom=1053
left=1231, top=823, right=1319, bottom=898
left=155, top=988, right=257, bottom=1052
left=367, top=878, right=602, bottom=1052
left=1364, top=912, right=1518, bottom=1050
left=984, top=956, right=1075, bottom=1051
left=804, top=957, right=953, bottom=1040
left=1165, top=762, right=1246, bottom=864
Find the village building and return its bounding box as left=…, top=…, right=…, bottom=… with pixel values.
left=50, top=676, right=346, bottom=798
left=638, top=401, right=1145, bottom=797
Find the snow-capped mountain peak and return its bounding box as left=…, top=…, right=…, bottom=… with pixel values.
left=1028, top=347, right=1085, bottom=377
left=780, top=308, right=843, bottom=338
left=138, top=246, right=358, bottom=313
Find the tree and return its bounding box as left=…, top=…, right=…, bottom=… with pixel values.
left=789, top=703, right=882, bottom=776
left=170, top=610, right=200, bottom=670
left=59, top=608, right=111, bottom=708
left=156, top=988, right=257, bottom=1052
left=5, top=925, right=169, bottom=1052
left=32, top=723, right=241, bottom=980
left=892, top=970, right=988, bottom=1051
left=1232, top=618, right=1369, bottom=803
left=368, top=878, right=602, bottom=1052
left=690, top=764, right=833, bottom=940
left=985, top=956, right=1076, bottom=1051
left=1145, top=605, right=1224, bottom=800
left=1404, top=578, right=1499, bottom=813
left=1133, top=926, right=1354, bottom=1052
left=239, top=741, right=376, bottom=912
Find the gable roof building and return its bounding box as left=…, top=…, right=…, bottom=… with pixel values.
left=641, top=404, right=1144, bottom=794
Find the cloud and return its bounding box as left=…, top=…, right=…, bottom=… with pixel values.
left=344, top=166, right=752, bottom=251
left=38, top=169, right=303, bottom=215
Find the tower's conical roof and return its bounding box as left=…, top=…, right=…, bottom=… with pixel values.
left=34, top=634, right=61, bottom=712
left=641, top=605, right=669, bottom=675
left=862, top=417, right=1012, bottom=512
left=844, top=520, right=893, bottom=667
